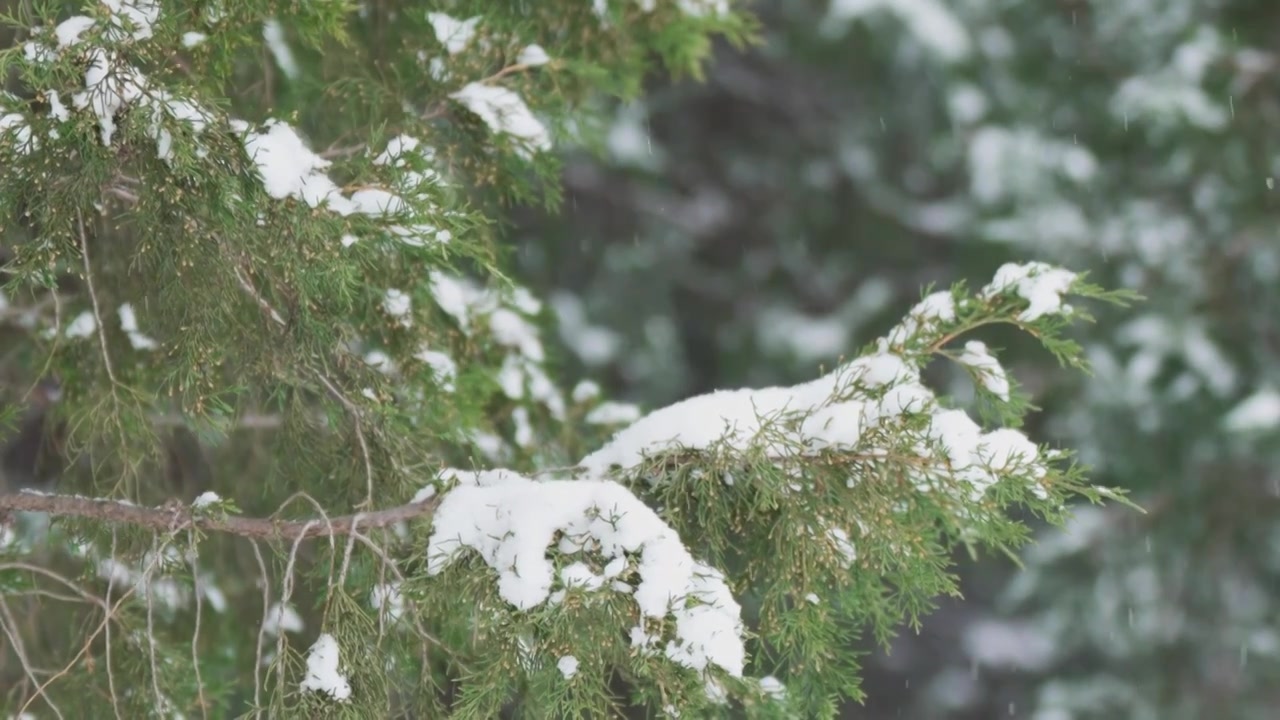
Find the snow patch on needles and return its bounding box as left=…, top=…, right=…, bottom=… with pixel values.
left=20, top=2, right=209, bottom=156
left=957, top=341, right=1010, bottom=400
left=579, top=262, right=1077, bottom=498
left=557, top=655, right=580, bottom=679
left=428, top=13, right=480, bottom=55
left=299, top=633, right=352, bottom=702
left=578, top=347, right=921, bottom=474
left=263, top=602, right=304, bottom=636
left=191, top=491, right=220, bottom=509
left=262, top=19, right=300, bottom=80
left=118, top=303, right=158, bottom=350
left=241, top=121, right=343, bottom=204
left=982, top=262, right=1078, bottom=321
left=426, top=469, right=746, bottom=677
left=519, top=44, right=551, bottom=67
left=239, top=122, right=451, bottom=246
left=586, top=401, right=643, bottom=426
left=428, top=271, right=565, bottom=418
left=370, top=583, right=405, bottom=621
left=424, top=262, right=1081, bottom=685
left=450, top=83, right=552, bottom=157
left=887, top=289, right=955, bottom=346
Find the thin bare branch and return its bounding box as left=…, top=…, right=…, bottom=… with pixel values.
left=250, top=540, right=270, bottom=719
left=187, top=530, right=209, bottom=720
left=313, top=371, right=376, bottom=508
left=232, top=266, right=287, bottom=328
left=0, top=595, right=65, bottom=720
left=0, top=491, right=440, bottom=540
left=104, top=530, right=123, bottom=720
left=76, top=209, right=120, bottom=386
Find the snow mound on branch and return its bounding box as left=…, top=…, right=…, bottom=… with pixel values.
left=982, top=262, right=1077, bottom=321
left=238, top=121, right=452, bottom=247
left=580, top=262, right=1077, bottom=497
left=425, top=469, right=746, bottom=677
left=578, top=347, right=919, bottom=473
left=450, top=83, right=552, bottom=157
left=957, top=340, right=1010, bottom=400
left=299, top=633, right=352, bottom=701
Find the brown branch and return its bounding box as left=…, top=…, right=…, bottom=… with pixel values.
left=0, top=492, right=440, bottom=540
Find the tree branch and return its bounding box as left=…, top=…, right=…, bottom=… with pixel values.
left=0, top=491, right=439, bottom=540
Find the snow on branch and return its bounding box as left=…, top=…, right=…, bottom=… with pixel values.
left=574, top=263, right=1091, bottom=502
left=412, top=261, right=1116, bottom=688
left=424, top=469, right=745, bottom=677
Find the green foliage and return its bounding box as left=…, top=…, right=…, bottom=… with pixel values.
left=0, top=1, right=1126, bottom=718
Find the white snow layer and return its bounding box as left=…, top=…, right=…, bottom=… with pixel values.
left=427, top=12, right=480, bottom=55
left=118, top=303, right=159, bottom=350
left=191, top=491, right=220, bottom=509
left=957, top=340, right=1010, bottom=400
left=239, top=121, right=452, bottom=247
left=557, top=654, right=580, bottom=679
left=450, top=82, right=552, bottom=156
left=263, top=19, right=300, bottom=80
left=299, top=633, right=352, bottom=702
left=426, top=469, right=746, bottom=678
left=982, top=262, right=1077, bottom=321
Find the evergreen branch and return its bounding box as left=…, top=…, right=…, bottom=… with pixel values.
left=0, top=492, right=440, bottom=540
left=350, top=528, right=469, bottom=671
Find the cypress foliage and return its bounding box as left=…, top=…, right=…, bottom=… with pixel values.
left=0, top=1, right=1127, bottom=717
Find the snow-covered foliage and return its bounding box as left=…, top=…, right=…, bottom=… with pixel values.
left=0, top=0, right=1123, bottom=718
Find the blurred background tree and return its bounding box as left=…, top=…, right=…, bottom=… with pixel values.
left=514, top=0, right=1280, bottom=718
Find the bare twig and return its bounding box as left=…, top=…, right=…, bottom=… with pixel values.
left=16, top=568, right=140, bottom=718
left=0, top=595, right=64, bottom=720
left=351, top=530, right=463, bottom=670
left=0, top=491, right=440, bottom=540
left=336, top=513, right=363, bottom=590
left=149, top=412, right=285, bottom=430
left=313, top=372, right=376, bottom=508
left=143, top=539, right=165, bottom=712
left=318, top=142, right=368, bottom=159
left=76, top=209, right=119, bottom=386
left=481, top=62, right=539, bottom=85
left=232, top=266, right=287, bottom=328
left=250, top=540, right=270, bottom=718
left=187, top=531, right=209, bottom=720
left=104, top=530, right=123, bottom=720
left=106, top=185, right=139, bottom=204
left=272, top=520, right=315, bottom=693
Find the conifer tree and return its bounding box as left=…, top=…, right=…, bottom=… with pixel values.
left=0, top=1, right=1127, bottom=717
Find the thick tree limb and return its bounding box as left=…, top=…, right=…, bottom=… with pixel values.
left=0, top=491, right=439, bottom=540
